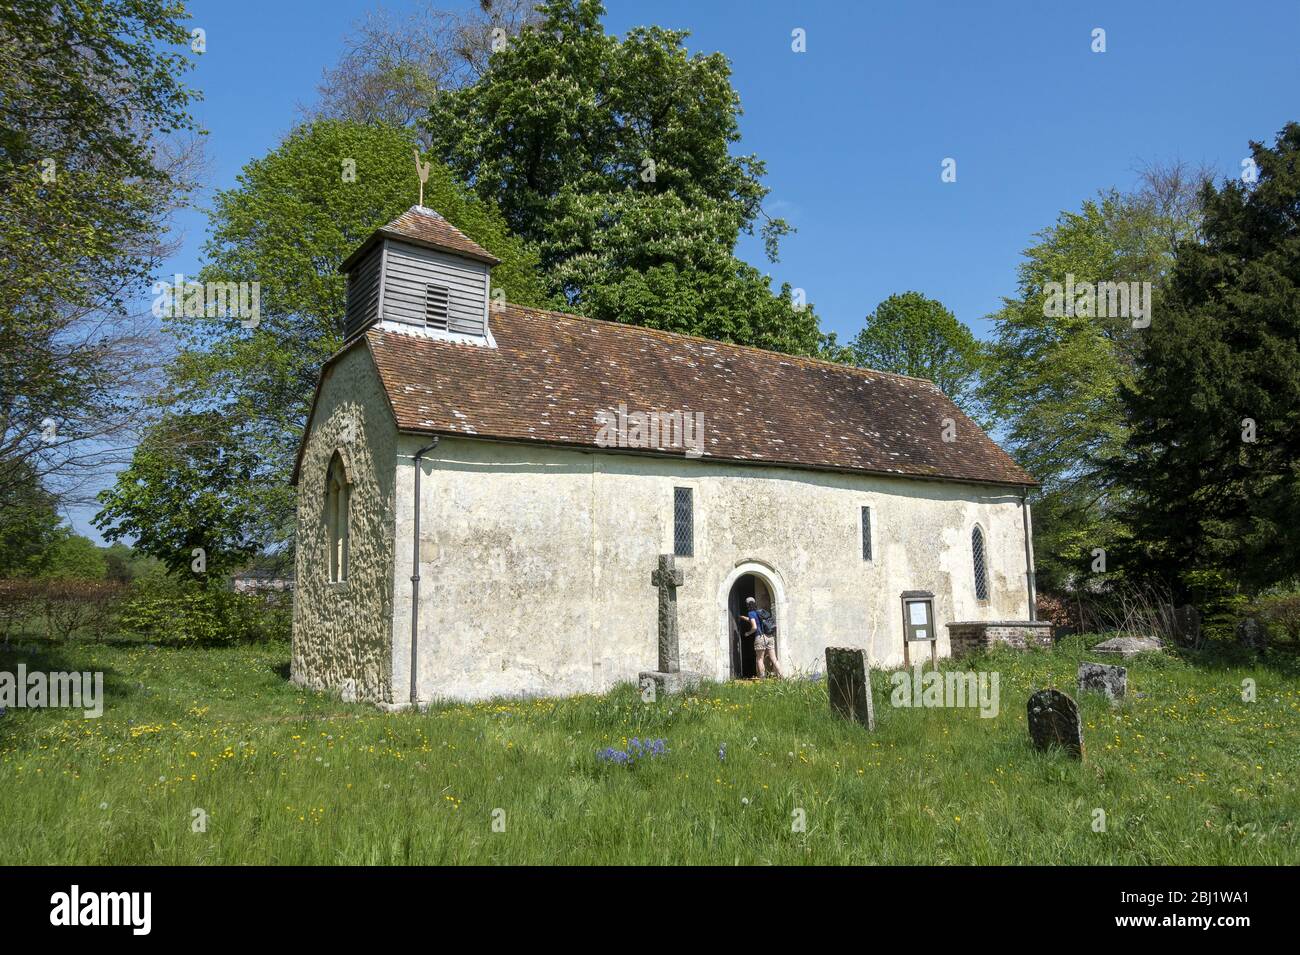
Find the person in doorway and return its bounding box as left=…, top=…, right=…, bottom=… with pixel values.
left=742, top=596, right=784, bottom=679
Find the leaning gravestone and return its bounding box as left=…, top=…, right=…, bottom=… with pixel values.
left=1077, top=661, right=1126, bottom=702
left=1026, top=689, right=1085, bottom=760
left=1235, top=616, right=1270, bottom=652
left=825, top=647, right=875, bottom=730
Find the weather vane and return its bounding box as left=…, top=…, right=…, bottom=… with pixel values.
left=414, top=149, right=431, bottom=208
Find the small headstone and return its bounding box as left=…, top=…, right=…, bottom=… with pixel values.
left=1093, top=635, right=1162, bottom=658
left=1171, top=604, right=1201, bottom=646
left=1026, top=689, right=1084, bottom=759
left=1077, top=661, right=1126, bottom=701
left=825, top=647, right=875, bottom=730
left=1235, top=616, right=1270, bottom=652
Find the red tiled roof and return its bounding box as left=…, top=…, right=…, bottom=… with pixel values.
left=339, top=206, right=501, bottom=271
left=361, top=305, right=1036, bottom=488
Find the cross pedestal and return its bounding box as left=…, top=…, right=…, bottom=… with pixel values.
left=638, top=554, right=702, bottom=696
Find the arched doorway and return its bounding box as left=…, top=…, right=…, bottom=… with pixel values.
left=727, top=573, right=776, bottom=679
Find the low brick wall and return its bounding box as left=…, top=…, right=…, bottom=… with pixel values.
left=947, top=620, right=1054, bottom=658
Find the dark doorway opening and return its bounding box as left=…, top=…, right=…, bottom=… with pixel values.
left=727, top=573, right=775, bottom=679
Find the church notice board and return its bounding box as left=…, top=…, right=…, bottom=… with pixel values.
left=900, top=591, right=937, bottom=666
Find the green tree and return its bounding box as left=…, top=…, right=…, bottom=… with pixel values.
left=95, top=413, right=270, bottom=580
left=425, top=0, right=824, bottom=355
left=96, top=120, right=547, bottom=563
left=40, top=533, right=107, bottom=581
left=850, top=292, right=985, bottom=418
left=0, top=460, right=63, bottom=577
left=1114, top=124, right=1300, bottom=601
left=0, top=1, right=199, bottom=502
left=982, top=165, right=1208, bottom=593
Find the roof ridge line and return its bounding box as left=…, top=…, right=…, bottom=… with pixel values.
left=501, top=303, right=944, bottom=389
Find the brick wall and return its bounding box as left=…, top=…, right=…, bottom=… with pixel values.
left=947, top=621, right=1054, bottom=658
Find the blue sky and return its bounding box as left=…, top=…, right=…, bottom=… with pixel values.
left=68, top=0, right=1299, bottom=541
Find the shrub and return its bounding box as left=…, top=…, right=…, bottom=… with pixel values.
left=39, top=579, right=127, bottom=640
left=0, top=578, right=126, bottom=642
left=0, top=579, right=41, bottom=643
left=1257, top=592, right=1300, bottom=644
left=117, top=574, right=290, bottom=645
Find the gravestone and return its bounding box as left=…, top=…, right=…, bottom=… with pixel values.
left=1235, top=616, right=1270, bottom=652
left=1093, top=635, right=1162, bottom=658
left=1077, top=661, right=1126, bottom=702
left=1026, top=689, right=1084, bottom=759
left=638, top=554, right=702, bottom=696
left=825, top=647, right=875, bottom=730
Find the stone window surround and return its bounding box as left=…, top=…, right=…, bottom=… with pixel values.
left=326, top=449, right=353, bottom=585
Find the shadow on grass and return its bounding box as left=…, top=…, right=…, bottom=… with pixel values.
left=0, top=642, right=132, bottom=745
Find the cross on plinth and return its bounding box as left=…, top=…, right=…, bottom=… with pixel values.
left=638, top=554, right=701, bottom=697
left=650, top=553, right=684, bottom=673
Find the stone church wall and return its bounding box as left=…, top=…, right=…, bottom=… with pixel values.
left=291, top=346, right=400, bottom=703
left=391, top=436, right=1033, bottom=702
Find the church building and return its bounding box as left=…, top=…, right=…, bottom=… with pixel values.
left=290, top=206, right=1041, bottom=707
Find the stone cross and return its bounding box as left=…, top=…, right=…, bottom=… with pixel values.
left=650, top=554, right=684, bottom=673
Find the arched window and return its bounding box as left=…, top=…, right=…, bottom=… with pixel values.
left=971, top=526, right=988, bottom=601
left=326, top=452, right=350, bottom=582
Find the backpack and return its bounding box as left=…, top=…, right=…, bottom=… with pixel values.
left=757, top=608, right=777, bottom=636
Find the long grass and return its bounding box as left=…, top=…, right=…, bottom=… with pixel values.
left=0, top=635, right=1296, bottom=864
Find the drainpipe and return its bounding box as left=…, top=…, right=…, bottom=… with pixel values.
left=410, top=438, right=440, bottom=706
left=1020, top=488, right=1037, bottom=621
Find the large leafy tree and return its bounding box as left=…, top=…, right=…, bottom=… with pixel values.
left=1114, top=124, right=1300, bottom=600
left=982, top=166, right=1208, bottom=592
left=850, top=292, right=985, bottom=419
left=95, top=412, right=269, bottom=580
left=0, top=0, right=199, bottom=506
left=425, top=0, right=824, bottom=355
left=95, top=120, right=548, bottom=569
left=0, top=460, right=63, bottom=578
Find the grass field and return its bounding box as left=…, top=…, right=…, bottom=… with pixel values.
left=1, top=635, right=1297, bottom=864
